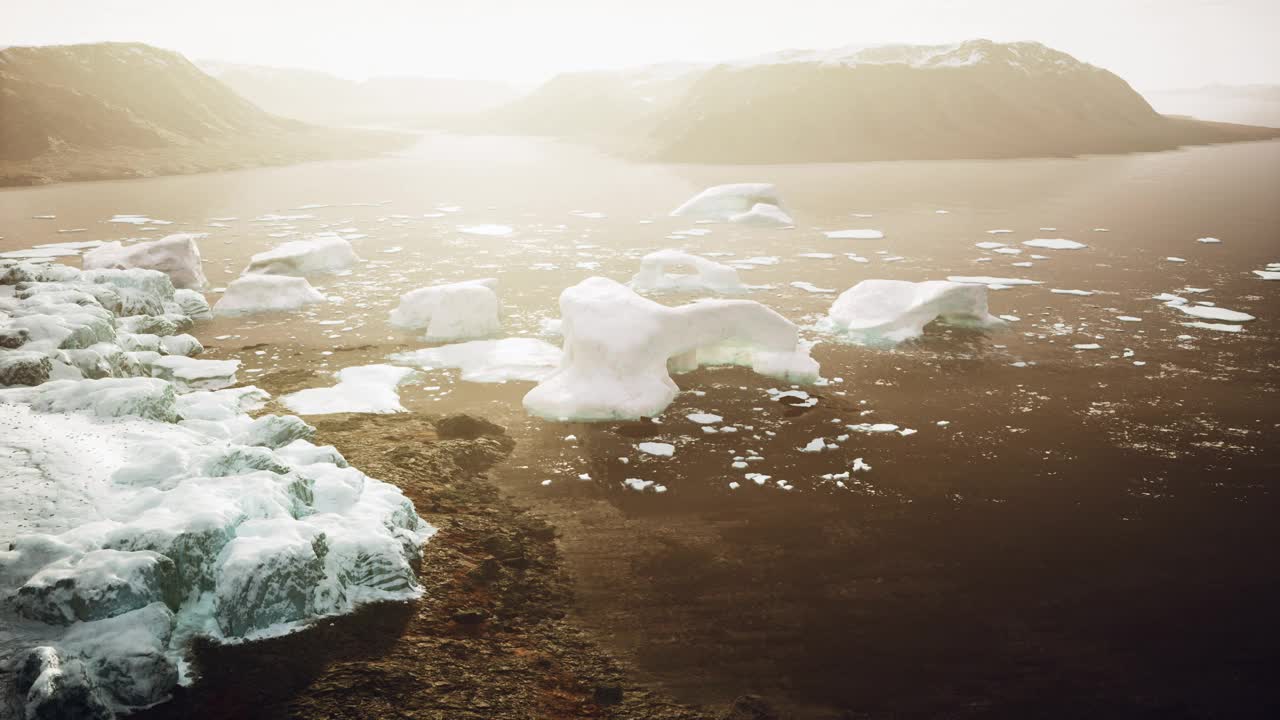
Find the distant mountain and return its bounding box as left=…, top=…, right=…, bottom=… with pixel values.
left=0, top=43, right=410, bottom=186
left=486, top=39, right=1280, bottom=162
left=1145, top=84, right=1280, bottom=128
left=201, top=61, right=519, bottom=127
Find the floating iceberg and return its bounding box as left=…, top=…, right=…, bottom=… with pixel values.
left=281, top=364, right=418, bottom=415
left=630, top=250, right=744, bottom=294
left=822, top=279, right=1002, bottom=344
left=670, top=184, right=794, bottom=226
left=389, top=337, right=560, bottom=383
left=523, top=277, right=818, bottom=421
left=243, top=234, right=359, bottom=276
left=212, top=274, right=325, bottom=316
left=388, top=279, right=501, bottom=341
left=82, top=234, right=208, bottom=290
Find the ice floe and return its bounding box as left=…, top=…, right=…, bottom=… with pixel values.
left=824, top=229, right=884, bottom=240
left=820, top=279, right=1002, bottom=345
left=389, top=338, right=561, bottom=383
left=524, top=277, right=818, bottom=421
left=1022, top=239, right=1086, bottom=250
left=281, top=364, right=418, bottom=415
left=458, top=224, right=514, bottom=237
left=946, top=276, right=1043, bottom=290
left=1174, top=304, right=1255, bottom=323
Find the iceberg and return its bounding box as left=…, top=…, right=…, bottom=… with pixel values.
left=523, top=277, right=819, bottom=421
left=212, top=274, right=325, bottom=316
left=243, top=234, right=359, bottom=276
left=630, top=250, right=745, bottom=293
left=822, top=279, right=1002, bottom=344
left=82, top=234, right=208, bottom=290
left=388, top=279, right=501, bottom=341
left=670, top=183, right=794, bottom=226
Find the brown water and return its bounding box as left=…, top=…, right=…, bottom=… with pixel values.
left=3, top=134, right=1279, bottom=717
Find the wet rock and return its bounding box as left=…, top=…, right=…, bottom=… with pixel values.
left=593, top=684, right=624, bottom=706
left=435, top=413, right=507, bottom=440
left=0, top=350, right=52, bottom=386
left=723, top=694, right=780, bottom=720
left=0, top=326, right=30, bottom=348
left=452, top=607, right=489, bottom=625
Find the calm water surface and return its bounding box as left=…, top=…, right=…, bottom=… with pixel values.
left=3, top=135, right=1279, bottom=716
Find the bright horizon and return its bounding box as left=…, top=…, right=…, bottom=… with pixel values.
left=3, top=0, right=1279, bottom=91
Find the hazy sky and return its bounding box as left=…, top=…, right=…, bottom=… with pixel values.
left=3, top=0, right=1277, bottom=90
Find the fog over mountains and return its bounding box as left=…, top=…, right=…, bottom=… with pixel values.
left=2, top=39, right=1277, bottom=186
left=487, top=39, right=1280, bottom=162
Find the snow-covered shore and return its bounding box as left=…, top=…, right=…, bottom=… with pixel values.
left=1, top=257, right=432, bottom=719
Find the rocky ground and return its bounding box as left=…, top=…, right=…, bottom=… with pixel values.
left=133, top=409, right=771, bottom=720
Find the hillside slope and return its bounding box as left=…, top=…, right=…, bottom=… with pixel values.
left=201, top=62, right=518, bottom=127
left=488, top=40, right=1280, bottom=163
left=0, top=43, right=410, bottom=186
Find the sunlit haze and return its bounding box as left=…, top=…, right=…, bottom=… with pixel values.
left=3, top=0, right=1279, bottom=89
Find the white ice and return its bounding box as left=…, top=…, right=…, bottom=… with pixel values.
left=824, top=229, right=884, bottom=240
left=524, top=277, right=818, bottom=421
left=281, top=365, right=418, bottom=415
left=389, top=337, right=561, bottom=383
left=821, top=279, right=1002, bottom=345
left=82, top=234, right=208, bottom=290
left=388, top=279, right=501, bottom=341
left=630, top=250, right=744, bottom=294
left=244, top=234, right=359, bottom=276
left=212, top=274, right=325, bottom=316
left=1022, top=239, right=1086, bottom=250
left=670, top=184, right=794, bottom=226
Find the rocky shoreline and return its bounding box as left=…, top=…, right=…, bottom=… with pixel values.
left=132, top=411, right=747, bottom=720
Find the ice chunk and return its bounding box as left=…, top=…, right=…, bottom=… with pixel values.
left=213, top=274, right=325, bottom=316
left=824, top=229, right=884, bottom=240
left=12, top=550, right=178, bottom=625
left=148, top=356, right=239, bottom=391
left=975, top=241, right=1007, bottom=250
left=1196, top=237, right=1221, bottom=244
left=1254, top=269, right=1280, bottom=280
left=244, top=234, right=359, bottom=276
left=671, top=183, right=793, bottom=226
left=0, top=350, right=53, bottom=386
left=630, top=250, right=744, bottom=293
left=1022, top=239, right=1086, bottom=250
left=792, top=281, right=836, bottom=294
left=15, top=377, right=179, bottom=421
left=946, top=276, right=1042, bottom=289
left=686, top=412, right=722, bottom=424
left=458, top=224, right=514, bottom=236
left=1051, top=289, right=1094, bottom=296
left=822, top=279, right=1002, bottom=344
left=389, top=337, right=561, bottom=383
left=637, top=442, right=675, bottom=457
left=281, top=365, right=418, bottom=415
left=1182, top=321, right=1243, bottom=333
left=1174, top=304, right=1255, bottom=323
left=524, top=277, right=819, bottom=421
left=82, top=234, right=207, bottom=290
left=388, top=279, right=501, bottom=341
left=172, top=289, right=211, bottom=320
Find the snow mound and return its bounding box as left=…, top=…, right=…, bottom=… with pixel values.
left=281, top=365, right=418, bottom=415
left=524, top=277, right=819, bottom=421
left=630, top=250, right=744, bottom=293
left=82, top=235, right=208, bottom=290
left=670, top=184, right=793, bottom=226
left=212, top=274, right=325, bottom=316
left=389, top=337, right=560, bottom=383
left=388, top=279, right=501, bottom=341
left=822, top=279, right=1002, bottom=344
left=244, top=234, right=359, bottom=276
